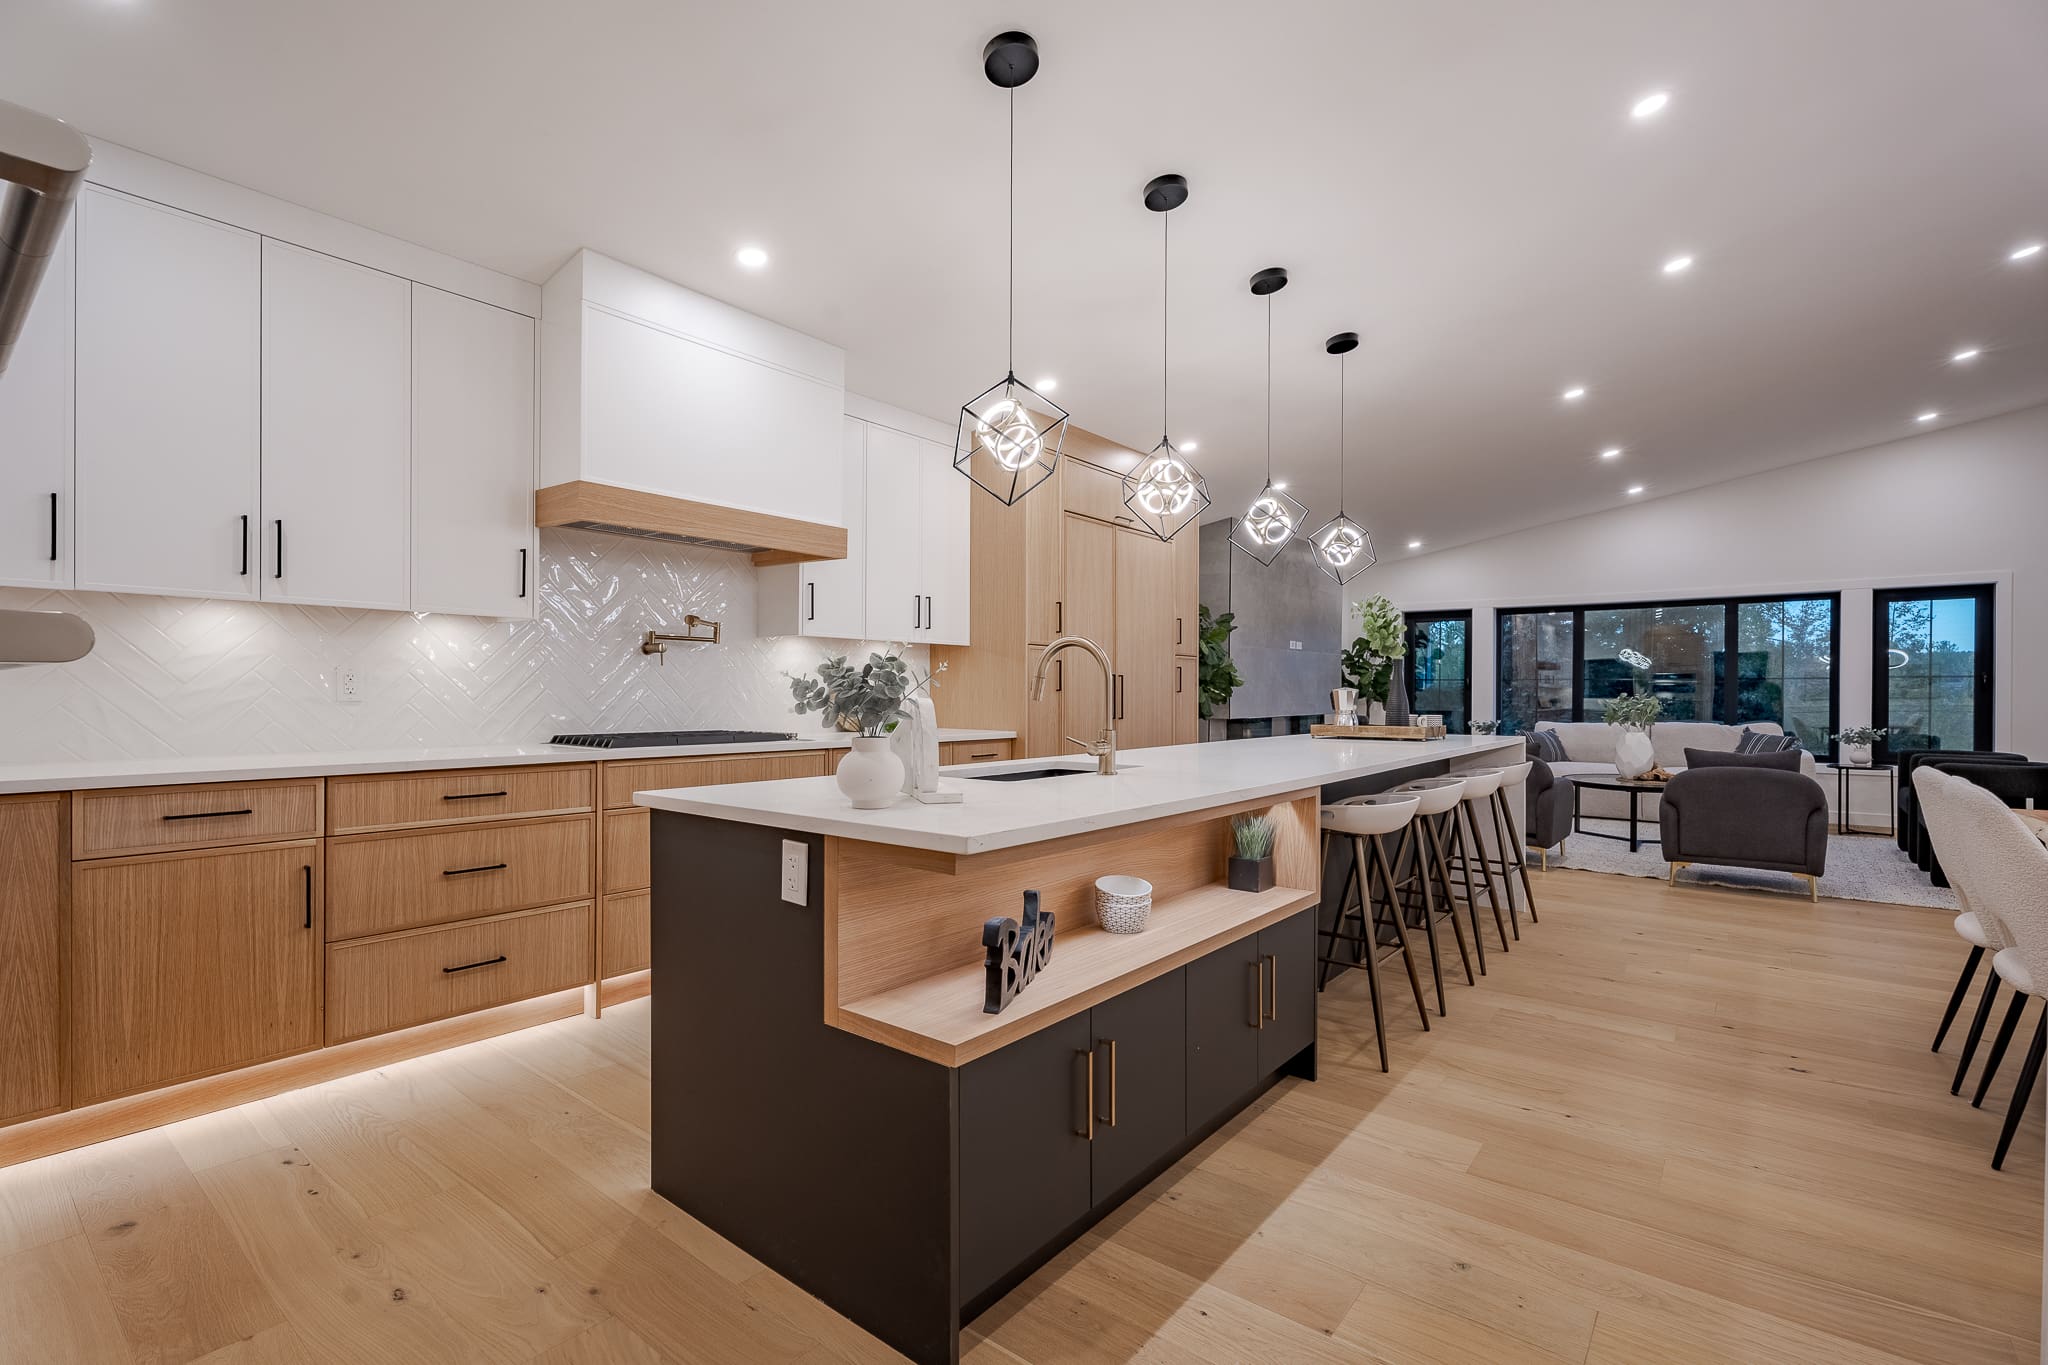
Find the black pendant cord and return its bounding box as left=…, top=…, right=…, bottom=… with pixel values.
left=1264, top=295, right=1273, bottom=485
left=1337, top=352, right=1347, bottom=518
left=1007, top=88, right=1016, bottom=379
left=1160, top=210, right=1170, bottom=444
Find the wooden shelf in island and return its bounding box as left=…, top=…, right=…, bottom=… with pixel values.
left=835, top=881, right=1318, bottom=1066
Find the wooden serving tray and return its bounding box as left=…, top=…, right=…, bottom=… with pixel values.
left=1309, top=723, right=1448, bottom=741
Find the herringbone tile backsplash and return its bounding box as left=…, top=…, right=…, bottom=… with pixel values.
left=0, top=529, right=922, bottom=762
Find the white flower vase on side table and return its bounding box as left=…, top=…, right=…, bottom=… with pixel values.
left=837, top=737, right=905, bottom=809
left=1843, top=742, right=1873, bottom=768
left=1614, top=725, right=1655, bottom=780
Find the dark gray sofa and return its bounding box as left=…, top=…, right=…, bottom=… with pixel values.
left=1659, top=764, right=1830, bottom=899
left=1522, top=756, right=1573, bottom=866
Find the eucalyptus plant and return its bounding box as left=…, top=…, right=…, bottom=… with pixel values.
left=1601, top=692, right=1664, bottom=730
left=1832, top=725, right=1893, bottom=747
left=786, top=649, right=945, bottom=738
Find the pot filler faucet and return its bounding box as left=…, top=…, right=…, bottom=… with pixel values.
left=1030, top=635, right=1116, bottom=775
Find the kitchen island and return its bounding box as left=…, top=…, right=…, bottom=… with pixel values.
left=636, top=733, right=1522, bottom=1365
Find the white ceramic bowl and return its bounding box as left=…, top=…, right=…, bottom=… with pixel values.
left=1094, top=875, right=1153, bottom=934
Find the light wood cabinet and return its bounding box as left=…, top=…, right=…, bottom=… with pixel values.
left=603, top=809, right=651, bottom=894
left=766, top=416, right=869, bottom=639
left=326, top=763, right=593, bottom=834
left=326, top=901, right=591, bottom=1044
left=0, top=795, right=66, bottom=1126
left=325, top=814, right=594, bottom=940
left=71, top=840, right=322, bottom=1104
left=1174, top=529, right=1200, bottom=658
left=600, top=750, right=828, bottom=810
left=72, top=779, right=323, bottom=860
left=601, top=890, right=651, bottom=978
left=0, top=218, right=73, bottom=590
left=411, top=283, right=537, bottom=619
left=74, top=185, right=262, bottom=600
left=940, top=740, right=1015, bottom=765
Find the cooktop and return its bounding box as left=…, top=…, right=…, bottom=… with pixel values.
left=548, top=729, right=799, bottom=749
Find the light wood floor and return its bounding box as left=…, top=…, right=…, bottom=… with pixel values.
left=0, top=868, right=2038, bottom=1364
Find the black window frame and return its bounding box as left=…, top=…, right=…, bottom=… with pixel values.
left=1871, top=583, right=1995, bottom=760
left=1403, top=610, right=1473, bottom=733
left=1495, top=591, right=1842, bottom=758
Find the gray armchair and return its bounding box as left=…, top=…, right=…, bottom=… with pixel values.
left=1522, top=757, right=1573, bottom=867
left=1660, top=767, right=1829, bottom=899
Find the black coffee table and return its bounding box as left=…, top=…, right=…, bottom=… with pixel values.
left=1569, top=774, right=1669, bottom=852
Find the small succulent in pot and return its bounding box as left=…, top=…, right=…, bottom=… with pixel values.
left=1228, top=814, right=1278, bottom=892
left=786, top=648, right=945, bottom=738
left=1469, top=719, right=1501, bottom=736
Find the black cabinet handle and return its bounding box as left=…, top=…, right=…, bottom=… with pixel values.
left=1055, top=600, right=1063, bottom=633
left=807, top=581, right=816, bottom=622
left=302, top=864, right=313, bottom=930
left=274, top=519, right=284, bottom=579
left=442, top=954, right=507, bottom=975
left=911, top=593, right=920, bottom=630
left=441, top=862, right=508, bottom=877
left=1114, top=673, right=1124, bottom=720
left=1176, top=664, right=1183, bottom=694
left=518, top=547, right=528, bottom=599
left=48, top=492, right=58, bottom=562
left=1055, top=659, right=1062, bottom=693
left=441, top=790, right=508, bottom=802
left=1177, top=616, right=1184, bottom=646
left=924, top=595, right=933, bottom=630
left=240, top=514, right=250, bottom=576
left=162, top=808, right=254, bottom=822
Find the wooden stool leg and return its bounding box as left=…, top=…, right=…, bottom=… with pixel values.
left=1353, top=836, right=1389, bottom=1073
left=1428, top=814, right=1485, bottom=977
left=1366, top=835, right=1430, bottom=1032
left=1487, top=791, right=1523, bottom=940
left=1499, top=788, right=1539, bottom=922
left=1387, top=827, right=1446, bottom=1014
left=1318, top=837, right=1364, bottom=993
left=1461, top=801, right=1511, bottom=953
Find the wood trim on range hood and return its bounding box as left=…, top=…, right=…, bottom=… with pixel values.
left=536, top=481, right=848, bottom=566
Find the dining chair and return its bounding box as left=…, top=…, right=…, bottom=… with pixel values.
left=1915, top=767, right=2021, bottom=1096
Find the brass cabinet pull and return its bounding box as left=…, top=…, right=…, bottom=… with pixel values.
left=1077, top=1049, right=1095, bottom=1140
left=1263, top=954, right=1279, bottom=1021
left=969, top=752, right=998, bottom=760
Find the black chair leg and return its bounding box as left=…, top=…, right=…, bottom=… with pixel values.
left=1934, top=945, right=1985, bottom=1052
left=1954, top=969, right=2002, bottom=1096
left=1993, top=1013, right=2047, bottom=1171
left=1975, top=991, right=2030, bottom=1108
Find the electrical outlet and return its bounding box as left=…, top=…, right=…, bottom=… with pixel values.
left=334, top=665, right=363, bottom=704
left=780, top=839, right=808, bottom=905
left=1289, top=640, right=1303, bottom=650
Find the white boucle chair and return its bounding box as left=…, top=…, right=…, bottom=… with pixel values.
left=1926, top=773, right=2048, bottom=1169
left=1916, top=768, right=2023, bottom=1097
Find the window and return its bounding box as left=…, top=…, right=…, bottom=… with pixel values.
left=1874, top=585, right=1993, bottom=755
left=1404, top=611, right=1472, bottom=733
left=1497, top=593, right=1840, bottom=752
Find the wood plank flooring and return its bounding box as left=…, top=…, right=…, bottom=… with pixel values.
left=0, top=868, right=2037, bottom=1363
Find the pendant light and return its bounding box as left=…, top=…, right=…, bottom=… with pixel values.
left=952, top=31, right=1066, bottom=506
left=1229, top=266, right=1308, bottom=565
left=1311, top=331, right=1375, bottom=584
left=1122, top=173, right=1211, bottom=542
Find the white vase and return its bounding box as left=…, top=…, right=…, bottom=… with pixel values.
left=1614, top=725, right=1655, bottom=780
left=1844, top=742, right=1872, bottom=768
left=1367, top=701, right=1388, bottom=726
left=836, top=737, right=905, bottom=809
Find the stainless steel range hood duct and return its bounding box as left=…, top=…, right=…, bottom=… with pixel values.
left=0, top=99, right=92, bottom=375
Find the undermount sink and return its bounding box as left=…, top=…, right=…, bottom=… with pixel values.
left=962, top=763, right=1134, bottom=782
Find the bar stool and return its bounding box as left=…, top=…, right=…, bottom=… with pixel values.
left=1443, top=768, right=1513, bottom=952
left=1392, top=777, right=1488, bottom=980
left=1318, top=793, right=1431, bottom=1072
left=1490, top=761, right=1540, bottom=926
left=1458, top=764, right=1538, bottom=940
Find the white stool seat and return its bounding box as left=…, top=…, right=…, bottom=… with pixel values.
left=1993, top=945, right=2035, bottom=996
left=1455, top=768, right=1503, bottom=799
left=1956, top=911, right=1990, bottom=948
left=1492, top=760, right=1533, bottom=789
left=1321, top=792, right=1420, bottom=837
left=1392, top=779, right=1465, bottom=816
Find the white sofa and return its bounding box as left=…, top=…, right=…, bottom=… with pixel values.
left=1534, top=720, right=1816, bottom=820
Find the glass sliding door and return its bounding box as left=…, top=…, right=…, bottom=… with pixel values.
left=1581, top=603, right=1724, bottom=721
left=1735, top=598, right=1838, bottom=756
left=1874, top=585, right=1993, bottom=755
left=1497, top=610, right=1574, bottom=735
left=1405, top=612, right=1471, bottom=734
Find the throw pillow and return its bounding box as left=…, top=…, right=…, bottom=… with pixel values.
left=1736, top=728, right=1798, bottom=755
left=1529, top=729, right=1566, bottom=764
left=1685, top=746, right=1803, bottom=772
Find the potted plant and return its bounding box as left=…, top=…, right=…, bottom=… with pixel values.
left=1601, top=692, right=1663, bottom=781
left=1229, top=814, right=1278, bottom=892
left=1197, top=606, right=1244, bottom=741
left=1832, top=725, right=1891, bottom=768
left=1470, top=719, right=1500, bottom=737
left=1343, top=595, right=1407, bottom=724
left=786, top=650, right=944, bottom=808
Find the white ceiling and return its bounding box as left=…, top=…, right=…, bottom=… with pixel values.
left=6, top=0, right=2046, bottom=558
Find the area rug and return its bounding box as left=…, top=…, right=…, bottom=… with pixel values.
left=1546, top=819, right=1958, bottom=909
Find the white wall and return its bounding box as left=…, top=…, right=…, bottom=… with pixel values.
left=1357, top=403, right=2048, bottom=811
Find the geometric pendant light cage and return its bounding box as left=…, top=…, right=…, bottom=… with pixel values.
left=1229, top=266, right=1308, bottom=565
left=1311, top=331, right=1375, bottom=585
left=953, top=31, right=1066, bottom=506
left=1121, top=172, right=1211, bottom=541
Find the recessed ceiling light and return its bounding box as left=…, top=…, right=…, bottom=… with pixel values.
left=1182, top=441, right=1198, bottom=452
left=1034, top=376, right=1057, bottom=392
left=1561, top=386, right=1587, bottom=402
left=734, top=245, right=769, bottom=269
left=2010, top=241, right=2044, bottom=262
left=1950, top=348, right=1982, bottom=364
left=1916, top=410, right=1940, bottom=423
left=1661, top=254, right=1695, bottom=275
left=1600, top=446, right=1623, bottom=460
left=1626, top=485, right=1645, bottom=496
left=1631, top=90, right=1671, bottom=120
left=1406, top=539, right=1423, bottom=550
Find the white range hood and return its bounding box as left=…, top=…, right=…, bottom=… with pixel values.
left=0, top=608, right=94, bottom=668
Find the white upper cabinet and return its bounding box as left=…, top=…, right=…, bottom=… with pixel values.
left=259, top=239, right=412, bottom=609
left=918, top=436, right=970, bottom=646
left=863, top=422, right=924, bottom=641
left=0, top=216, right=73, bottom=590
left=786, top=416, right=868, bottom=638
left=74, top=186, right=261, bottom=600
left=411, top=284, right=536, bottom=619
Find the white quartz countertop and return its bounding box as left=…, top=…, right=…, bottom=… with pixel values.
left=0, top=729, right=1017, bottom=795
left=635, top=733, right=1525, bottom=856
